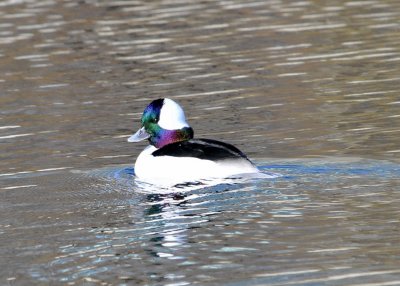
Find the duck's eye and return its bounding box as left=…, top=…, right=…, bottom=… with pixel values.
left=151, top=118, right=157, bottom=123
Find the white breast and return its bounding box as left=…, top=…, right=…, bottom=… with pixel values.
left=134, top=145, right=259, bottom=186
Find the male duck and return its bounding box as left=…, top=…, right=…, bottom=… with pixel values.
left=128, top=98, right=259, bottom=185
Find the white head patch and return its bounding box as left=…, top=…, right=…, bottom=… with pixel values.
left=158, top=98, right=190, bottom=130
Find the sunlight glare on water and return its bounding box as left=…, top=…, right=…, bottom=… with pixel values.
left=1, top=0, right=400, bottom=285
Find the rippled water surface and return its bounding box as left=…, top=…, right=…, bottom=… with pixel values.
left=1, top=0, right=400, bottom=285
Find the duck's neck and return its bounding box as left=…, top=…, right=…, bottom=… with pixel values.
left=150, top=126, right=194, bottom=148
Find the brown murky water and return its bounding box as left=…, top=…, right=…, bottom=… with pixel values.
left=1, top=1, right=400, bottom=285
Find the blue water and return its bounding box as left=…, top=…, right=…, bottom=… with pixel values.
left=98, top=158, right=400, bottom=191
left=108, top=158, right=400, bottom=179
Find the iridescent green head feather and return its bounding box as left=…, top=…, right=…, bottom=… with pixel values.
left=128, top=98, right=194, bottom=148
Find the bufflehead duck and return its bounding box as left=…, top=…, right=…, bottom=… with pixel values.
left=128, top=98, right=259, bottom=185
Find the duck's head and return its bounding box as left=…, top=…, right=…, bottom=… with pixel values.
left=128, top=98, right=194, bottom=148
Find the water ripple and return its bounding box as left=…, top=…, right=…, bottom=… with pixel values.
left=1, top=0, right=400, bottom=284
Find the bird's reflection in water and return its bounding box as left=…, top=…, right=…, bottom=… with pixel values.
left=141, top=192, right=204, bottom=261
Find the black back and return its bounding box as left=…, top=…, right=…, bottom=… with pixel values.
left=152, top=138, right=252, bottom=162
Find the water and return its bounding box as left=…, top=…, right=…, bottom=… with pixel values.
left=1, top=0, right=400, bottom=285
left=2, top=159, right=400, bottom=285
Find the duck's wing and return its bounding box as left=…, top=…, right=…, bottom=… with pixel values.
left=152, top=138, right=252, bottom=162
